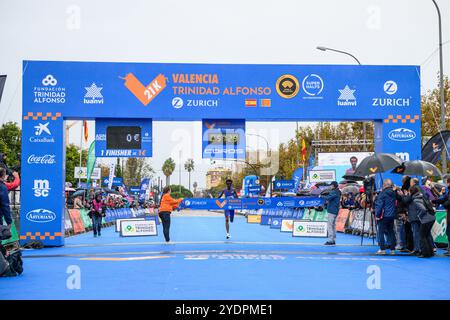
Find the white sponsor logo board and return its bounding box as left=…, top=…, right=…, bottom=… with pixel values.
left=120, top=219, right=157, bottom=237
left=74, top=167, right=101, bottom=180
left=309, top=170, right=336, bottom=183
left=115, top=218, right=145, bottom=232
left=292, top=220, right=328, bottom=237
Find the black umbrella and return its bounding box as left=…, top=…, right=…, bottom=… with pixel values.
left=342, top=174, right=365, bottom=182
left=391, top=160, right=442, bottom=177
left=353, top=153, right=403, bottom=177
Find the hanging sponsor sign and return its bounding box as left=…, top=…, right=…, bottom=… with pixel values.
left=202, top=119, right=245, bottom=159
left=74, top=167, right=101, bottom=180
left=95, top=118, right=152, bottom=158
left=309, top=170, right=336, bottom=183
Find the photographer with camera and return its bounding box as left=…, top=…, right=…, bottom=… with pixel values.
left=320, top=181, right=341, bottom=246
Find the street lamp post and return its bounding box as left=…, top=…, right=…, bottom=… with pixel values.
left=316, top=46, right=367, bottom=150
left=432, top=0, right=447, bottom=174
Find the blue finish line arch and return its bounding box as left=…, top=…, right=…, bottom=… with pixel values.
left=20, top=61, right=421, bottom=246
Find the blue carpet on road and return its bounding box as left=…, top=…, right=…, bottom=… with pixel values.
left=2, top=213, right=450, bottom=300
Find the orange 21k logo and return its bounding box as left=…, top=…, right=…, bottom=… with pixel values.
left=123, top=73, right=167, bottom=106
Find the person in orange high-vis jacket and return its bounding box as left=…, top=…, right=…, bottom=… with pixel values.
left=158, top=186, right=183, bottom=243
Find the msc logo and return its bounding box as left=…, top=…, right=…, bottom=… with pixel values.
left=33, top=179, right=50, bottom=197
left=383, top=80, right=398, bottom=95
left=276, top=75, right=299, bottom=99
left=388, top=128, right=416, bottom=141
left=42, top=75, right=57, bottom=86
left=26, top=209, right=56, bottom=223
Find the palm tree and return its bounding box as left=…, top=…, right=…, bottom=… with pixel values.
left=184, top=158, right=195, bottom=191
left=162, top=158, right=176, bottom=186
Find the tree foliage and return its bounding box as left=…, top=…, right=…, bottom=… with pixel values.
left=0, top=122, right=21, bottom=167
left=123, top=157, right=154, bottom=186
left=162, top=157, right=176, bottom=186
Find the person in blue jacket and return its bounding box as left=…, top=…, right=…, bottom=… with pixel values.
left=375, top=179, right=397, bottom=255
left=320, top=181, right=341, bottom=246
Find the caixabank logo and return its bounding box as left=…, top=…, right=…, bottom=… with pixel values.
left=122, top=73, right=167, bottom=106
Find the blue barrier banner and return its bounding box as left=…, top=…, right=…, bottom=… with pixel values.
left=270, top=218, right=283, bottom=229
left=181, top=197, right=323, bottom=210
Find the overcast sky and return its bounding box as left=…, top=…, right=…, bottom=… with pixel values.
left=1, top=0, right=449, bottom=188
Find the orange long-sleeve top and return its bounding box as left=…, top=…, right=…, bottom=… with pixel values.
left=159, top=193, right=183, bottom=213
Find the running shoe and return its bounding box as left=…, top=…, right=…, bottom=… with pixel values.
left=376, top=249, right=386, bottom=255
left=324, top=241, right=335, bottom=246
left=226, top=233, right=230, bottom=239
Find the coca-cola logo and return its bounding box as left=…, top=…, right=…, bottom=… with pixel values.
left=27, top=154, right=56, bottom=165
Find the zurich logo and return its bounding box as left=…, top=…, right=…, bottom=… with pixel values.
left=172, top=97, right=184, bottom=109
left=388, top=128, right=416, bottom=141
left=184, top=200, right=191, bottom=206
left=26, top=208, right=56, bottom=223
left=272, top=220, right=279, bottom=226
left=383, top=80, right=398, bottom=95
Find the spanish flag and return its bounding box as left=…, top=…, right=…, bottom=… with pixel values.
left=83, top=120, right=88, bottom=143
left=301, top=139, right=306, bottom=162
left=245, top=99, right=257, bottom=107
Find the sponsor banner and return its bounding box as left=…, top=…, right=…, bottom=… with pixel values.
left=281, top=219, right=294, bottom=232
left=74, top=167, right=101, bottom=180
left=318, top=152, right=373, bottom=167
left=68, top=209, right=85, bottom=234
left=95, top=118, right=152, bottom=158
left=348, top=209, right=376, bottom=234
left=101, top=176, right=124, bottom=187
left=273, top=180, right=295, bottom=190
left=432, top=210, right=448, bottom=244
left=270, top=217, right=282, bottom=229
left=181, top=197, right=323, bottom=210
left=20, top=113, right=65, bottom=246
left=120, top=219, right=157, bottom=237
left=129, top=186, right=141, bottom=193
left=308, top=170, right=336, bottom=183
left=23, top=62, right=419, bottom=122
left=260, top=215, right=271, bottom=225
left=202, top=119, right=245, bottom=159
left=421, top=131, right=450, bottom=164
left=247, top=215, right=261, bottom=224
left=336, top=209, right=350, bottom=232
left=115, top=218, right=145, bottom=232
left=248, top=186, right=261, bottom=193
left=79, top=208, right=92, bottom=228
left=292, top=220, right=328, bottom=237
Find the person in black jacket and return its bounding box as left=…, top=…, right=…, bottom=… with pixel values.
left=374, top=179, right=397, bottom=255
left=432, top=177, right=450, bottom=257
left=410, top=186, right=436, bottom=258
